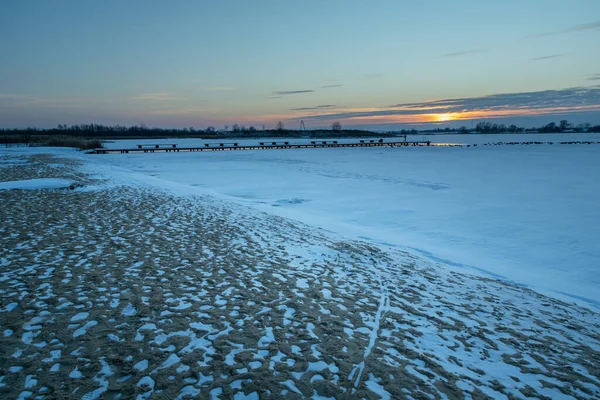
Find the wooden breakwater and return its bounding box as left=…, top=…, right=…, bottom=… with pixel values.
left=91, top=139, right=433, bottom=154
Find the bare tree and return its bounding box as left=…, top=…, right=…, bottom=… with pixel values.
left=332, top=121, right=342, bottom=131
left=276, top=121, right=284, bottom=131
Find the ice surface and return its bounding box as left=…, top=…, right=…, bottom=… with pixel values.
left=0, top=178, right=74, bottom=190
left=84, top=135, right=600, bottom=309
left=100, top=132, right=600, bottom=149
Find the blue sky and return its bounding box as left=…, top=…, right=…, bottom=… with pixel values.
left=1, top=0, right=599, bottom=129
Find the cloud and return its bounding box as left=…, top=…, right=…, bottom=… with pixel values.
left=587, top=74, right=600, bottom=81
left=365, top=74, right=382, bottom=79
left=528, top=21, right=600, bottom=38
left=273, top=90, right=315, bottom=95
left=321, top=84, right=343, bottom=88
left=294, top=86, right=600, bottom=121
left=561, top=21, right=600, bottom=33
left=290, top=105, right=338, bottom=111
left=533, top=54, right=565, bottom=61
left=131, top=93, right=184, bottom=101
left=438, top=49, right=486, bottom=58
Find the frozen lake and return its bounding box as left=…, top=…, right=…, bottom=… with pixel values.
left=89, top=134, right=600, bottom=309
left=102, top=132, right=600, bottom=149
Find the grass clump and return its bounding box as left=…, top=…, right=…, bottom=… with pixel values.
left=0, top=135, right=103, bottom=150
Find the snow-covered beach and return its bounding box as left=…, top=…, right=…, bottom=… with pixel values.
left=1, top=138, right=600, bottom=399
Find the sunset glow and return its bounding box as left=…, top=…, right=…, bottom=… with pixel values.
left=434, top=113, right=456, bottom=122
left=1, top=2, right=599, bottom=129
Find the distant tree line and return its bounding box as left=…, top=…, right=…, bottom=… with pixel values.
left=0, top=121, right=393, bottom=141
left=2, top=120, right=599, bottom=142
left=420, top=120, right=600, bottom=134
left=473, top=120, right=599, bottom=134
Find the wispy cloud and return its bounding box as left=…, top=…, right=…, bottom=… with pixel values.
left=290, top=104, right=338, bottom=111
left=293, top=86, right=600, bottom=122
left=528, top=21, right=600, bottom=38
left=533, top=54, right=565, bottom=61
left=131, top=92, right=185, bottom=101
left=273, top=90, right=315, bottom=95
left=321, top=84, right=343, bottom=88
left=438, top=49, right=485, bottom=58
left=587, top=74, right=600, bottom=81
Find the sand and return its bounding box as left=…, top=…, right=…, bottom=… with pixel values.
left=0, top=153, right=599, bottom=399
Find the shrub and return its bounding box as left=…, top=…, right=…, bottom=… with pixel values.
left=0, top=135, right=103, bottom=150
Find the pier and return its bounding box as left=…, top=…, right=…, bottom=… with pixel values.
left=91, top=139, right=432, bottom=154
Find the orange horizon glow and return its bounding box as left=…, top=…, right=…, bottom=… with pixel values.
left=434, top=113, right=457, bottom=122
left=318, top=105, right=600, bottom=127
left=146, top=104, right=600, bottom=129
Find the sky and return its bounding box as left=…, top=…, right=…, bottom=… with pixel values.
left=1, top=0, right=600, bottom=130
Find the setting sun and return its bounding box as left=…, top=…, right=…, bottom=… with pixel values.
left=435, top=113, right=455, bottom=122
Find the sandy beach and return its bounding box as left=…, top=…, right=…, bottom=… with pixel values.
left=1, top=152, right=600, bottom=399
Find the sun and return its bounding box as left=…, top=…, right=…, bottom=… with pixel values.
left=435, top=113, right=455, bottom=122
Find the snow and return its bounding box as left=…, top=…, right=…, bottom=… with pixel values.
left=136, top=376, right=155, bottom=399
left=349, top=276, right=389, bottom=387
left=248, top=361, right=262, bottom=369
left=133, top=360, right=148, bottom=372
left=70, top=312, right=89, bottom=322
left=157, top=354, right=180, bottom=371
left=234, top=392, right=259, bottom=400
left=73, top=320, right=98, bottom=338
left=296, top=278, right=309, bottom=289
left=365, top=373, right=391, bottom=400
left=85, top=134, right=600, bottom=310
left=210, top=387, right=223, bottom=399
left=0, top=178, right=74, bottom=190
left=258, top=327, right=275, bottom=347
left=16, top=391, right=33, bottom=400
left=2, top=136, right=600, bottom=399
left=69, top=367, right=82, bottom=379
left=121, top=303, right=137, bottom=316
